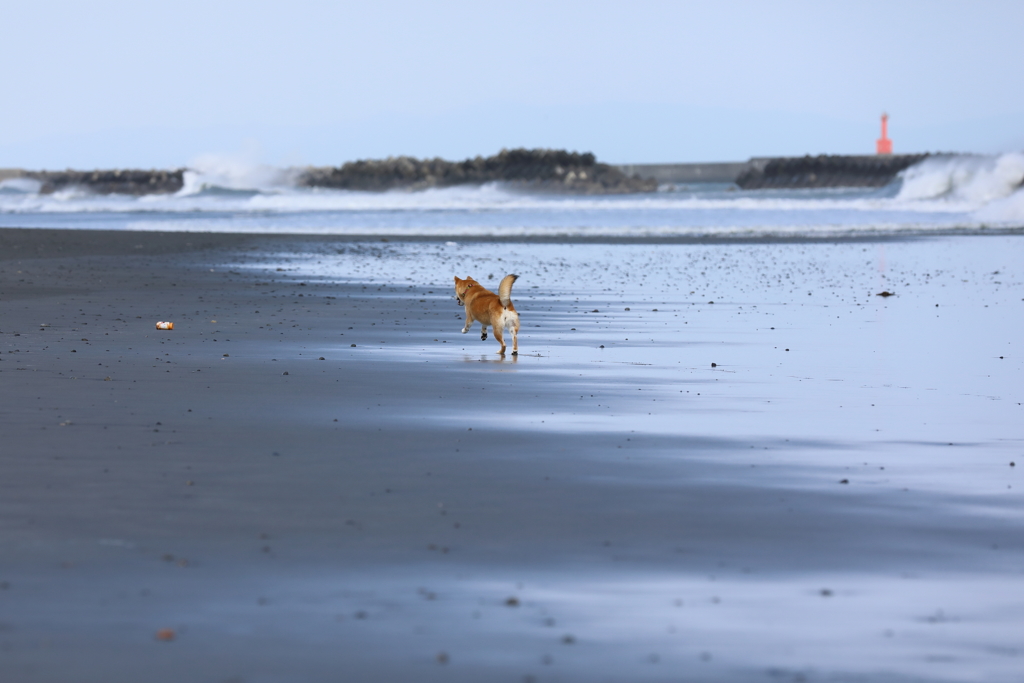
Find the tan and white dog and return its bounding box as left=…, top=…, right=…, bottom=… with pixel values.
left=453, top=274, right=520, bottom=355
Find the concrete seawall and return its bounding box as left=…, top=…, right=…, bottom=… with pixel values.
left=0, top=168, right=185, bottom=195
left=2, top=153, right=938, bottom=195
left=735, top=154, right=929, bottom=189
left=298, top=149, right=656, bottom=194
left=614, top=162, right=749, bottom=184
left=615, top=154, right=931, bottom=188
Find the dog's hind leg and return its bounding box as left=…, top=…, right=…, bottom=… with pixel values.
left=511, top=315, right=519, bottom=355
left=492, top=325, right=506, bottom=354
left=480, top=325, right=488, bottom=341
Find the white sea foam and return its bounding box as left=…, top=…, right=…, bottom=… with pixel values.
left=975, top=186, right=1024, bottom=222
left=0, top=182, right=956, bottom=214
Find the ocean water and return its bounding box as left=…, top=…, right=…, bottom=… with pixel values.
left=1, top=153, right=1022, bottom=238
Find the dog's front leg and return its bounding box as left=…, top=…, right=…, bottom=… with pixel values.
left=461, top=309, right=473, bottom=334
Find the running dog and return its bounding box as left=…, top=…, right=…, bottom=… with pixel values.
left=453, top=274, right=520, bottom=355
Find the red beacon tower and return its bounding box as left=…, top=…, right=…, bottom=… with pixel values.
left=876, top=113, right=892, bottom=155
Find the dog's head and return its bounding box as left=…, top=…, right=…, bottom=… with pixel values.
left=453, top=276, right=479, bottom=306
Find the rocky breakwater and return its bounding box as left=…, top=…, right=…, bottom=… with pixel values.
left=298, top=148, right=657, bottom=194
left=736, top=154, right=930, bottom=190
left=24, top=169, right=185, bottom=195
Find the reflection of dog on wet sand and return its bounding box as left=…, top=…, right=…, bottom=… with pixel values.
left=453, top=274, right=520, bottom=355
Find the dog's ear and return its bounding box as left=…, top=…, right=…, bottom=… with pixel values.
left=454, top=276, right=461, bottom=284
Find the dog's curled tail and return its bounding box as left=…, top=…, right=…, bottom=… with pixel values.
left=498, top=274, right=519, bottom=308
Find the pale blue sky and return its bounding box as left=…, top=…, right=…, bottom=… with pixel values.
left=2, top=0, right=1021, bottom=168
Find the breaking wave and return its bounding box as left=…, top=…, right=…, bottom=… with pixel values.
left=177, top=153, right=300, bottom=196
left=897, top=153, right=1024, bottom=203
left=895, top=152, right=1024, bottom=217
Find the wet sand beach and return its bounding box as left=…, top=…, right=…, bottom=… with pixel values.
left=1, top=227, right=1022, bottom=682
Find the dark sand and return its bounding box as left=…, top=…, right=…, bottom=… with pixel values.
left=1, top=228, right=1022, bottom=682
